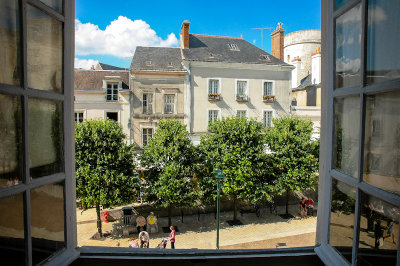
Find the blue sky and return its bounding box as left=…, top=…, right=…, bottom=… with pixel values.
left=75, top=0, right=321, bottom=69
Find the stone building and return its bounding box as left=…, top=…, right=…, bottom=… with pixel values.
left=130, top=47, right=186, bottom=149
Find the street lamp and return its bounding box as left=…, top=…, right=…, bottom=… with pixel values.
left=213, top=167, right=225, bottom=249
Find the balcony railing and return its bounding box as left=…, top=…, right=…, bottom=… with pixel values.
left=263, top=95, right=275, bottom=103
left=208, top=93, right=221, bottom=101
left=236, top=94, right=248, bottom=102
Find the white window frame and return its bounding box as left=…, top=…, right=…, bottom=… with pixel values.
left=235, top=79, right=249, bottom=98
left=262, top=109, right=274, bottom=127
left=228, top=43, right=239, bottom=50
left=236, top=109, right=248, bottom=119
left=74, top=111, right=84, bottom=123
left=207, top=78, right=222, bottom=95
left=141, top=127, right=154, bottom=146
left=163, top=94, right=176, bottom=114
left=106, top=82, right=119, bottom=101
left=104, top=110, right=120, bottom=122
left=262, top=80, right=275, bottom=97
left=207, top=108, right=221, bottom=124
left=142, top=92, right=154, bottom=114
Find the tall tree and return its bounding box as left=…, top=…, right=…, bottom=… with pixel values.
left=75, top=119, right=137, bottom=237
left=139, top=119, right=199, bottom=226
left=265, top=115, right=319, bottom=214
left=198, top=117, right=273, bottom=221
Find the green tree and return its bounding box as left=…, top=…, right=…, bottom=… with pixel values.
left=75, top=119, right=137, bottom=237
left=139, top=119, right=199, bottom=226
left=198, top=117, right=273, bottom=221
left=265, top=115, right=319, bottom=214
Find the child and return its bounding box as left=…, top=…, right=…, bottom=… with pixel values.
left=169, top=226, right=176, bottom=249
left=128, top=237, right=139, bottom=248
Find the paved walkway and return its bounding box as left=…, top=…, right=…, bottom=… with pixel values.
left=77, top=203, right=317, bottom=249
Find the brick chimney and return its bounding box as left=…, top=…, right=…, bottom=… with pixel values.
left=270, top=22, right=285, bottom=61
left=181, top=20, right=190, bottom=49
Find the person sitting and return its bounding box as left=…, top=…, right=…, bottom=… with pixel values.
left=136, top=214, right=146, bottom=232
left=300, top=198, right=307, bottom=218
left=147, top=212, right=158, bottom=233
left=305, top=196, right=314, bottom=216
left=138, top=231, right=150, bottom=248
left=128, top=237, right=139, bottom=248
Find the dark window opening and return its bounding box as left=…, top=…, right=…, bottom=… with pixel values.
left=106, top=112, right=118, bottom=122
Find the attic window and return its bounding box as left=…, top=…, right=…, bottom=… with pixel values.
left=167, top=62, right=173, bottom=67
left=228, top=43, right=239, bottom=50
left=209, top=53, right=214, bottom=58
left=260, top=55, right=270, bottom=61
left=146, top=60, right=152, bottom=66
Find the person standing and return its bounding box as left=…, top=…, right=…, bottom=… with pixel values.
left=387, top=219, right=396, bottom=244
left=305, top=197, right=314, bottom=216
left=374, top=220, right=384, bottom=249
left=136, top=214, right=146, bottom=232
left=169, top=226, right=176, bottom=249
left=147, top=212, right=158, bottom=233
left=300, top=198, right=307, bottom=218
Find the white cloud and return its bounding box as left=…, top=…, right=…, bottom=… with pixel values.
left=74, top=58, right=99, bottom=69
left=252, top=39, right=256, bottom=44
left=75, top=16, right=179, bottom=58
left=368, top=6, right=387, bottom=25
left=336, top=56, right=361, bottom=73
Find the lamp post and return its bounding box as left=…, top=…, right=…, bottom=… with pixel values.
left=213, top=167, right=225, bottom=249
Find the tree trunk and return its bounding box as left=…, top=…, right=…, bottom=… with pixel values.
left=96, top=203, right=102, bottom=237
left=286, top=189, right=290, bottom=215
left=233, top=198, right=238, bottom=221
left=181, top=209, right=184, bottom=223
left=168, top=205, right=172, bottom=227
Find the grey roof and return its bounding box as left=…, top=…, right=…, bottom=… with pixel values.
left=98, top=62, right=126, bottom=71
left=130, top=47, right=184, bottom=72
left=182, top=34, right=289, bottom=66
left=293, top=74, right=321, bottom=91
left=74, top=70, right=129, bottom=90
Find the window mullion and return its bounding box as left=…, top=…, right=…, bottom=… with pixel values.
left=24, top=190, right=32, bottom=266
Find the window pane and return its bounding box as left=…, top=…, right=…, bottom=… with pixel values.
left=367, top=0, right=400, bottom=84
left=358, top=193, right=398, bottom=265
left=0, top=94, right=22, bottom=188
left=333, top=96, right=360, bottom=178
left=40, top=0, right=63, bottom=13
left=329, top=179, right=356, bottom=262
left=31, top=182, right=65, bottom=265
left=0, top=0, right=21, bottom=86
left=28, top=98, right=63, bottom=179
left=363, top=92, right=400, bottom=195
left=335, top=4, right=361, bottom=89
left=27, top=5, right=63, bottom=93
left=0, top=193, right=25, bottom=265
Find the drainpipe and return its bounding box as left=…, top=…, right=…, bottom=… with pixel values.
left=182, top=61, right=191, bottom=134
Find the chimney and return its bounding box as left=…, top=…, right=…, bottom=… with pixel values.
left=181, top=20, right=190, bottom=49
left=270, top=22, right=285, bottom=61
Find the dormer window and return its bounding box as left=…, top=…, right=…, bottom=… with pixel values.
left=228, top=43, right=239, bottom=50
left=146, top=60, right=152, bottom=66
left=260, top=55, right=270, bottom=61
left=167, top=62, right=173, bottom=67
left=106, top=82, right=118, bottom=101
left=209, top=53, right=214, bottom=58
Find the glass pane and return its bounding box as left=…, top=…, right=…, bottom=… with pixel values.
left=367, top=0, right=400, bottom=84
left=358, top=193, right=398, bottom=265
left=363, top=92, right=400, bottom=195
left=0, top=0, right=21, bottom=86
left=27, top=5, right=63, bottom=93
left=333, top=96, right=360, bottom=178
left=0, top=94, right=22, bottom=188
left=40, top=0, right=63, bottom=13
left=336, top=0, right=351, bottom=9
left=28, top=98, right=63, bottom=179
left=0, top=194, right=25, bottom=265
left=31, top=182, right=65, bottom=265
left=330, top=179, right=356, bottom=262
left=335, top=4, right=362, bottom=89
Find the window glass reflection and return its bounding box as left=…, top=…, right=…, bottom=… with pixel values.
left=336, top=0, right=351, bottom=10
left=0, top=94, right=22, bottom=188
left=335, top=4, right=362, bottom=89
left=330, top=179, right=356, bottom=262
left=358, top=193, right=398, bottom=265
left=28, top=98, right=63, bottom=179
left=0, top=194, right=25, bottom=265
left=27, top=5, right=62, bottom=93
left=40, top=0, right=63, bottom=13
left=364, top=92, right=400, bottom=195
left=31, top=182, right=65, bottom=265
left=367, top=0, right=400, bottom=84
left=0, top=0, right=21, bottom=86
left=333, top=96, right=360, bottom=178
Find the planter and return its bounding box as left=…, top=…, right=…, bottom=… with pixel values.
left=263, top=95, right=275, bottom=103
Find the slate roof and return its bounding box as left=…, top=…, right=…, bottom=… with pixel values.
left=182, top=34, right=289, bottom=66
left=130, top=47, right=184, bottom=72
left=292, top=73, right=321, bottom=91
left=98, top=62, right=127, bottom=71
left=74, top=70, right=129, bottom=90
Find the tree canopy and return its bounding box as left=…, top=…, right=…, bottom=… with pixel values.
left=265, top=115, right=319, bottom=213
left=198, top=117, right=273, bottom=220
left=75, top=119, right=137, bottom=235
left=139, top=119, right=199, bottom=225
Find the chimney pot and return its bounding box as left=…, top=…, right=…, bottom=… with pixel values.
left=181, top=20, right=190, bottom=49
left=270, top=22, right=285, bottom=61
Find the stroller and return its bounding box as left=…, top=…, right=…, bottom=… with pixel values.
left=156, top=238, right=168, bottom=249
